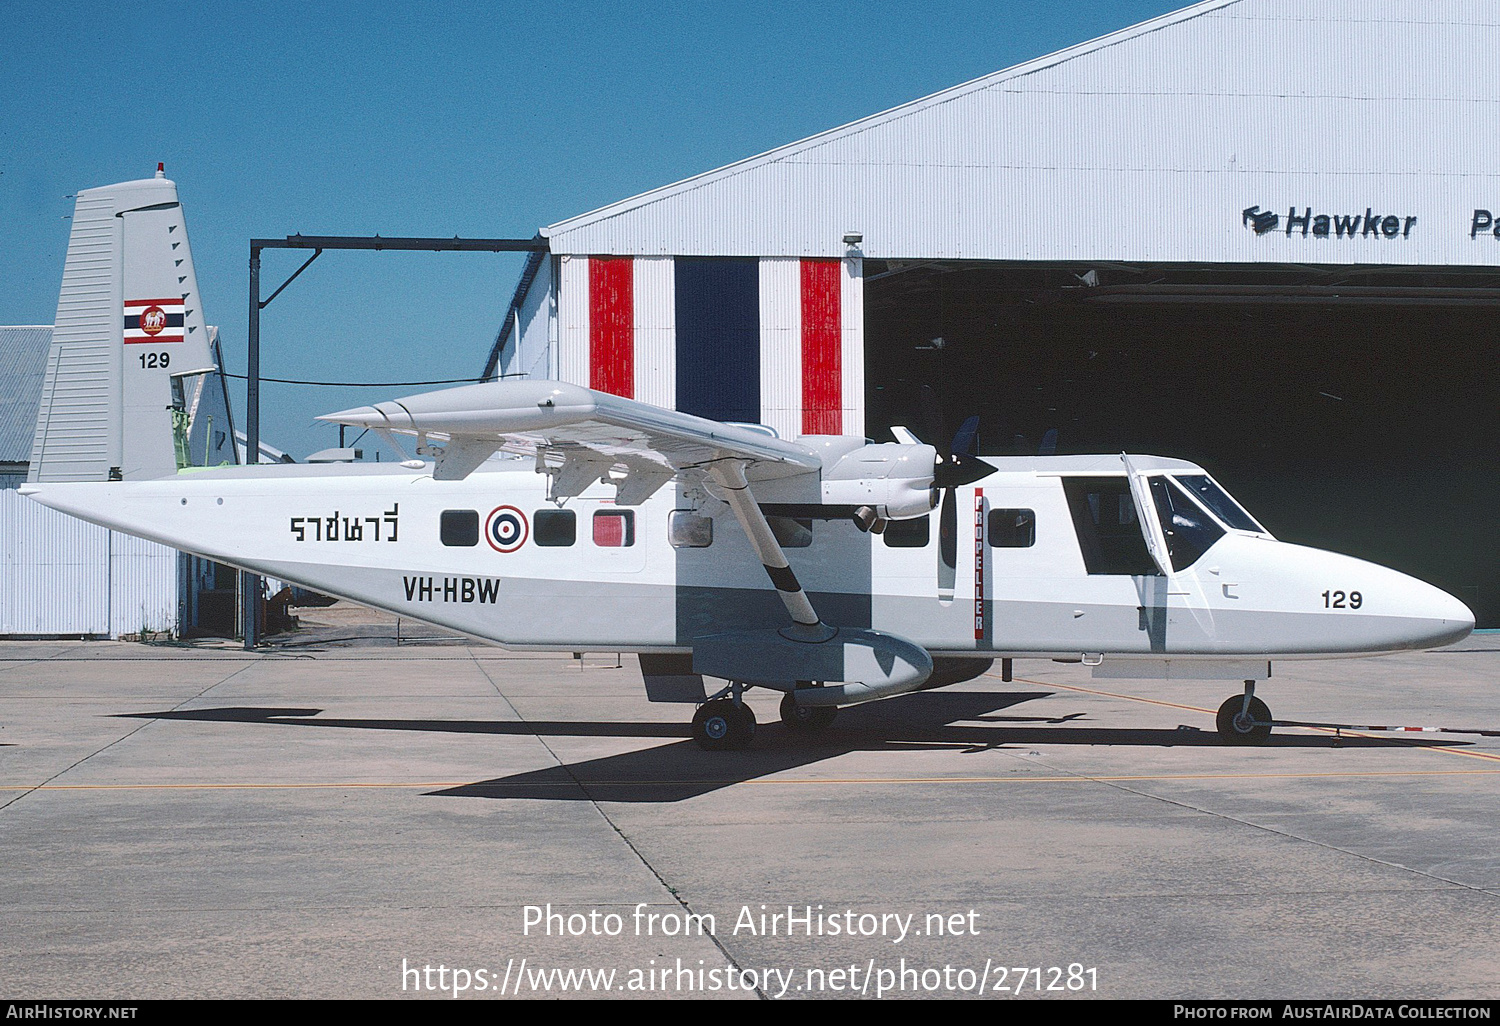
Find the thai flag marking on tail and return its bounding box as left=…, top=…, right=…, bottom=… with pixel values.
left=125, top=297, right=185, bottom=344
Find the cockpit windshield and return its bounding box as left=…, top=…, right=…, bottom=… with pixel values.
left=1173, top=474, right=1268, bottom=535
left=1148, top=477, right=1224, bottom=571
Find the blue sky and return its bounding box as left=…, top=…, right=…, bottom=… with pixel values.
left=1, top=0, right=1185, bottom=458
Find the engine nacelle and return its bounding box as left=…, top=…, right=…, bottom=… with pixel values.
left=820, top=443, right=937, bottom=520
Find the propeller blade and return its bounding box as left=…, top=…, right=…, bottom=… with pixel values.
left=939, top=484, right=957, bottom=570
left=951, top=415, right=979, bottom=456
left=1038, top=428, right=1058, bottom=456
left=917, top=385, right=992, bottom=489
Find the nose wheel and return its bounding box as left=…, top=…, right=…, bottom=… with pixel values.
left=1217, top=681, right=1272, bottom=744
left=692, top=697, right=757, bottom=750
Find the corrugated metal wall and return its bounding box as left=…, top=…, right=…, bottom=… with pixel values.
left=550, top=254, right=865, bottom=437
left=542, top=0, right=1500, bottom=265
left=800, top=259, right=842, bottom=434
left=588, top=257, right=634, bottom=396
left=0, top=488, right=177, bottom=636
left=839, top=256, right=864, bottom=438
left=632, top=257, right=675, bottom=408
left=497, top=257, right=555, bottom=383
left=107, top=527, right=178, bottom=637
left=557, top=255, right=590, bottom=386
left=758, top=258, right=802, bottom=439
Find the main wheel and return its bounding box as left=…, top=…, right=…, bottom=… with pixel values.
left=780, top=692, right=838, bottom=732
left=1216, top=694, right=1272, bottom=745
left=692, top=699, right=755, bottom=750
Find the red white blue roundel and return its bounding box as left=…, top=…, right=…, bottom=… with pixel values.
left=486, top=506, right=528, bottom=553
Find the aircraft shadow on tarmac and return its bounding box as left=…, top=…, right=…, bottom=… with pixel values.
left=117, top=690, right=1468, bottom=804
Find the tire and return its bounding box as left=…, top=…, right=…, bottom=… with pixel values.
left=692, top=699, right=736, bottom=751
left=693, top=699, right=755, bottom=750
left=780, top=692, right=838, bottom=732
left=1217, top=694, right=1272, bottom=745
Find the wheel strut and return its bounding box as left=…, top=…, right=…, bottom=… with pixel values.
left=691, top=681, right=757, bottom=750
left=1217, top=681, right=1272, bottom=745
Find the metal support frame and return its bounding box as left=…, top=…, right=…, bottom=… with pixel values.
left=241, top=233, right=548, bottom=649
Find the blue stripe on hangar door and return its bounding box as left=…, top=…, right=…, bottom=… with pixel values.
left=674, top=257, right=760, bottom=423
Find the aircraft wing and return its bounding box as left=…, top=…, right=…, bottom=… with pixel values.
left=321, top=380, right=821, bottom=501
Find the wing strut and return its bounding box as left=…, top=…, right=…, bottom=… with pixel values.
left=709, top=460, right=835, bottom=642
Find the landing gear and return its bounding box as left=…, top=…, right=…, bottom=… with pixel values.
left=692, top=696, right=756, bottom=751
left=1217, top=681, right=1272, bottom=745
left=780, top=692, right=838, bottom=733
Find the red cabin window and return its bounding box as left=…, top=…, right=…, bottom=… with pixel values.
left=592, top=510, right=635, bottom=547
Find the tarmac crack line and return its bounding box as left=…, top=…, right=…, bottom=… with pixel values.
left=467, top=650, right=765, bottom=1000
left=0, top=659, right=261, bottom=815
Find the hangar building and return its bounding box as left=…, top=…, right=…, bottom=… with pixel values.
left=487, top=0, right=1498, bottom=626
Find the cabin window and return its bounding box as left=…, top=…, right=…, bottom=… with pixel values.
left=1149, top=477, right=1224, bottom=571
left=767, top=516, right=812, bottom=548
left=668, top=510, right=714, bottom=548
left=1173, top=474, right=1266, bottom=534
left=534, top=509, right=576, bottom=547
left=988, top=508, right=1036, bottom=548
left=1062, top=478, right=1158, bottom=575
left=883, top=515, right=929, bottom=548
left=593, top=509, right=635, bottom=547
left=439, top=509, right=478, bottom=547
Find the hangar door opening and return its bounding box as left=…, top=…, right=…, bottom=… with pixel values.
left=864, top=263, right=1500, bottom=627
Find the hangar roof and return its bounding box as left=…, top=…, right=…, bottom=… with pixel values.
left=0, top=327, right=53, bottom=463
left=543, top=0, right=1500, bottom=265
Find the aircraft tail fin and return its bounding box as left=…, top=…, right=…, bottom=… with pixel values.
left=28, top=166, right=217, bottom=484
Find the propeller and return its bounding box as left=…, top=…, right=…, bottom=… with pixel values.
left=918, top=385, right=996, bottom=570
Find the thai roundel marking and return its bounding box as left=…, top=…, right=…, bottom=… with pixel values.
left=486, top=506, right=528, bottom=553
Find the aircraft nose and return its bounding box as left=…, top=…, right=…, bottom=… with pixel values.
left=1263, top=541, right=1477, bottom=655
left=1403, top=579, right=1475, bottom=649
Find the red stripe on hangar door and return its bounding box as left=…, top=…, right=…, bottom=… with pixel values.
left=589, top=257, right=634, bottom=398
left=801, top=259, right=841, bottom=435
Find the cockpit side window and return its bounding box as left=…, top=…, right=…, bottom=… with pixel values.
left=1173, top=474, right=1267, bottom=535
left=1149, top=477, right=1225, bottom=571
left=1062, top=478, right=1158, bottom=575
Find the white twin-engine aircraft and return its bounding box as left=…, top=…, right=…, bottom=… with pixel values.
left=22, top=173, right=1475, bottom=750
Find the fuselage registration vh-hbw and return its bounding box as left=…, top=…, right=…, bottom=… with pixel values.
left=21, top=173, right=1475, bottom=749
